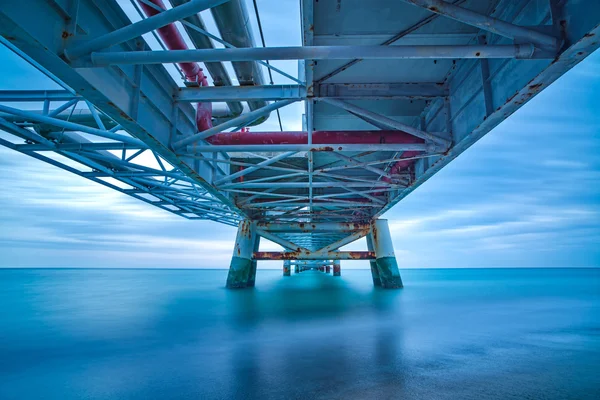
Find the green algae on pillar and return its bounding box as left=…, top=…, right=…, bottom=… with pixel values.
left=365, top=233, right=381, bottom=286
left=370, top=219, right=403, bottom=289
left=247, top=235, right=260, bottom=287
left=226, top=220, right=257, bottom=289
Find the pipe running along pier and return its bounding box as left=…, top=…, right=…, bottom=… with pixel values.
left=0, top=0, right=598, bottom=288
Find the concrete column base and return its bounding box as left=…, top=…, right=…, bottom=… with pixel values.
left=370, top=261, right=381, bottom=286
left=226, top=256, right=254, bottom=289
left=283, top=260, right=291, bottom=276
left=247, top=236, right=260, bottom=287
left=370, top=219, right=403, bottom=289
left=366, top=234, right=381, bottom=286
left=333, top=265, right=341, bottom=277
left=376, top=256, right=403, bottom=288
left=226, top=220, right=257, bottom=289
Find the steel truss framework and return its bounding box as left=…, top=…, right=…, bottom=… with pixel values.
left=0, top=0, right=598, bottom=287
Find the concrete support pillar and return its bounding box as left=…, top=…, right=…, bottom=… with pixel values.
left=333, top=260, right=341, bottom=276
left=365, top=233, right=381, bottom=286
left=247, top=235, right=260, bottom=287
left=283, top=259, right=291, bottom=276
left=370, top=219, right=403, bottom=289
left=294, top=265, right=299, bottom=274
left=325, top=266, right=331, bottom=274
left=226, top=220, right=257, bottom=289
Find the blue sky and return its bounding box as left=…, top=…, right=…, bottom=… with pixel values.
left=0, top=1, right=599, bottom=268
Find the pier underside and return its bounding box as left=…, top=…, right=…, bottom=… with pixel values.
left=226, top=219, right=402, bottom=289
left=0, top=0, right=598, bottom=288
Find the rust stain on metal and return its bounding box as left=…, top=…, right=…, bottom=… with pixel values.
left=311, top=146, right=334, bottom=152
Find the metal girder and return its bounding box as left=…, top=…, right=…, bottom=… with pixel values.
left=185, top=143, right=431, bottom=153
left=315, top=230, right=370, bottom=253
left=374, top=2, right=600, bottom=219
left=316, top=83, right=448, bottom=100
left=0, top=104, right=145, bottom=146
left=321, top=98, right=451, bottom=147
left=65, top=0, right=229, bottom=58
left=254, top=251, right=375, bottom=260
left=175, top=85, right=305, bottom=102
left=214, top=151, right=296, bottom=185
left=85, top=44, right=552, bottom=67
left=173, top=83, right=447, bottom=102
left=314, top=0, right=469, bottom=84
left=173, top=99, right=297, bottom=148
left=0, top=0, right=244, bottom=218
left=400, top=0, right=560, bottom=50
left=0, top=90, right=79, bottom=102
left=256, top=222, right=371, bottom=233
left=255, top=228, right=310, bottom=253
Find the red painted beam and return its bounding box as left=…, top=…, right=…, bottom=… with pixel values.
left=206, top=130, right=424, bottom=145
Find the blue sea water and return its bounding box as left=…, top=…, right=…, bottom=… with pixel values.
left=0, top=268, right=598, bottom=399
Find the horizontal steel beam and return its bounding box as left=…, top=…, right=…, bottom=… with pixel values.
left=185, top=143, right=431, bottom=153
left=86, top=44, right=551, bottom=67
left=0, top=90, right=79, bottom=101
left=221, top=182, right=404, bottom=189
left=175, top=85, right=305, bottom=102
left=316, top=82, right=448, bottom=99
left=254, top=251, right=375, bottom=260
left=66, top=0, right=229, bottom=59
left=173, top=83, right=447, bottom=102
left=15, top=142, right=146, bottom=151
left=256, top=222, right=371, bottom=232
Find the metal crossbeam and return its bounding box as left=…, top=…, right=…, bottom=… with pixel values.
left=174, top=83, right=447, bottom=102
left=254, top=251, right=375, bottom=260
left=66, top=0, right=229, bottom=58
left=85, top=44, right=550, bottom=67
left=321, top=99, right=451, bottom=146
left=185, top=143, right=431, bottom=153
left=173, top=99, right=297, bottom=148
left=400, top=0, right=560, bottom=50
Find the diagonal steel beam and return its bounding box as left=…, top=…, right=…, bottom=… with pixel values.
left=0, top=104, right=145, bottom=146
left=329, top=152, right=394, bottom=180
left=213, top=151, right=297, bottom=185
left=400, top=0, right=560, bottom=50
left=315, top=230, right=370, bottom=253
left=66, top=0, right=229, bottom=58
left=172, top=99, right=297, bottom=148
left=321, top=98, right=451, bottom=147
left=255, top=228, right=310, bottom=252
left=315, top=0, right=468, bottom=83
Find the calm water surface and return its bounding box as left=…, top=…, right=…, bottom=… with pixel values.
left=0, top=268, right=599, bottom=399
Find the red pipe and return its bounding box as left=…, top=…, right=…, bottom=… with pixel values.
left=206, top=130, right=424, bottom=145
left=138, top=0, right=212, bottom=131
left=207, top=130, right=421, bottom=182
